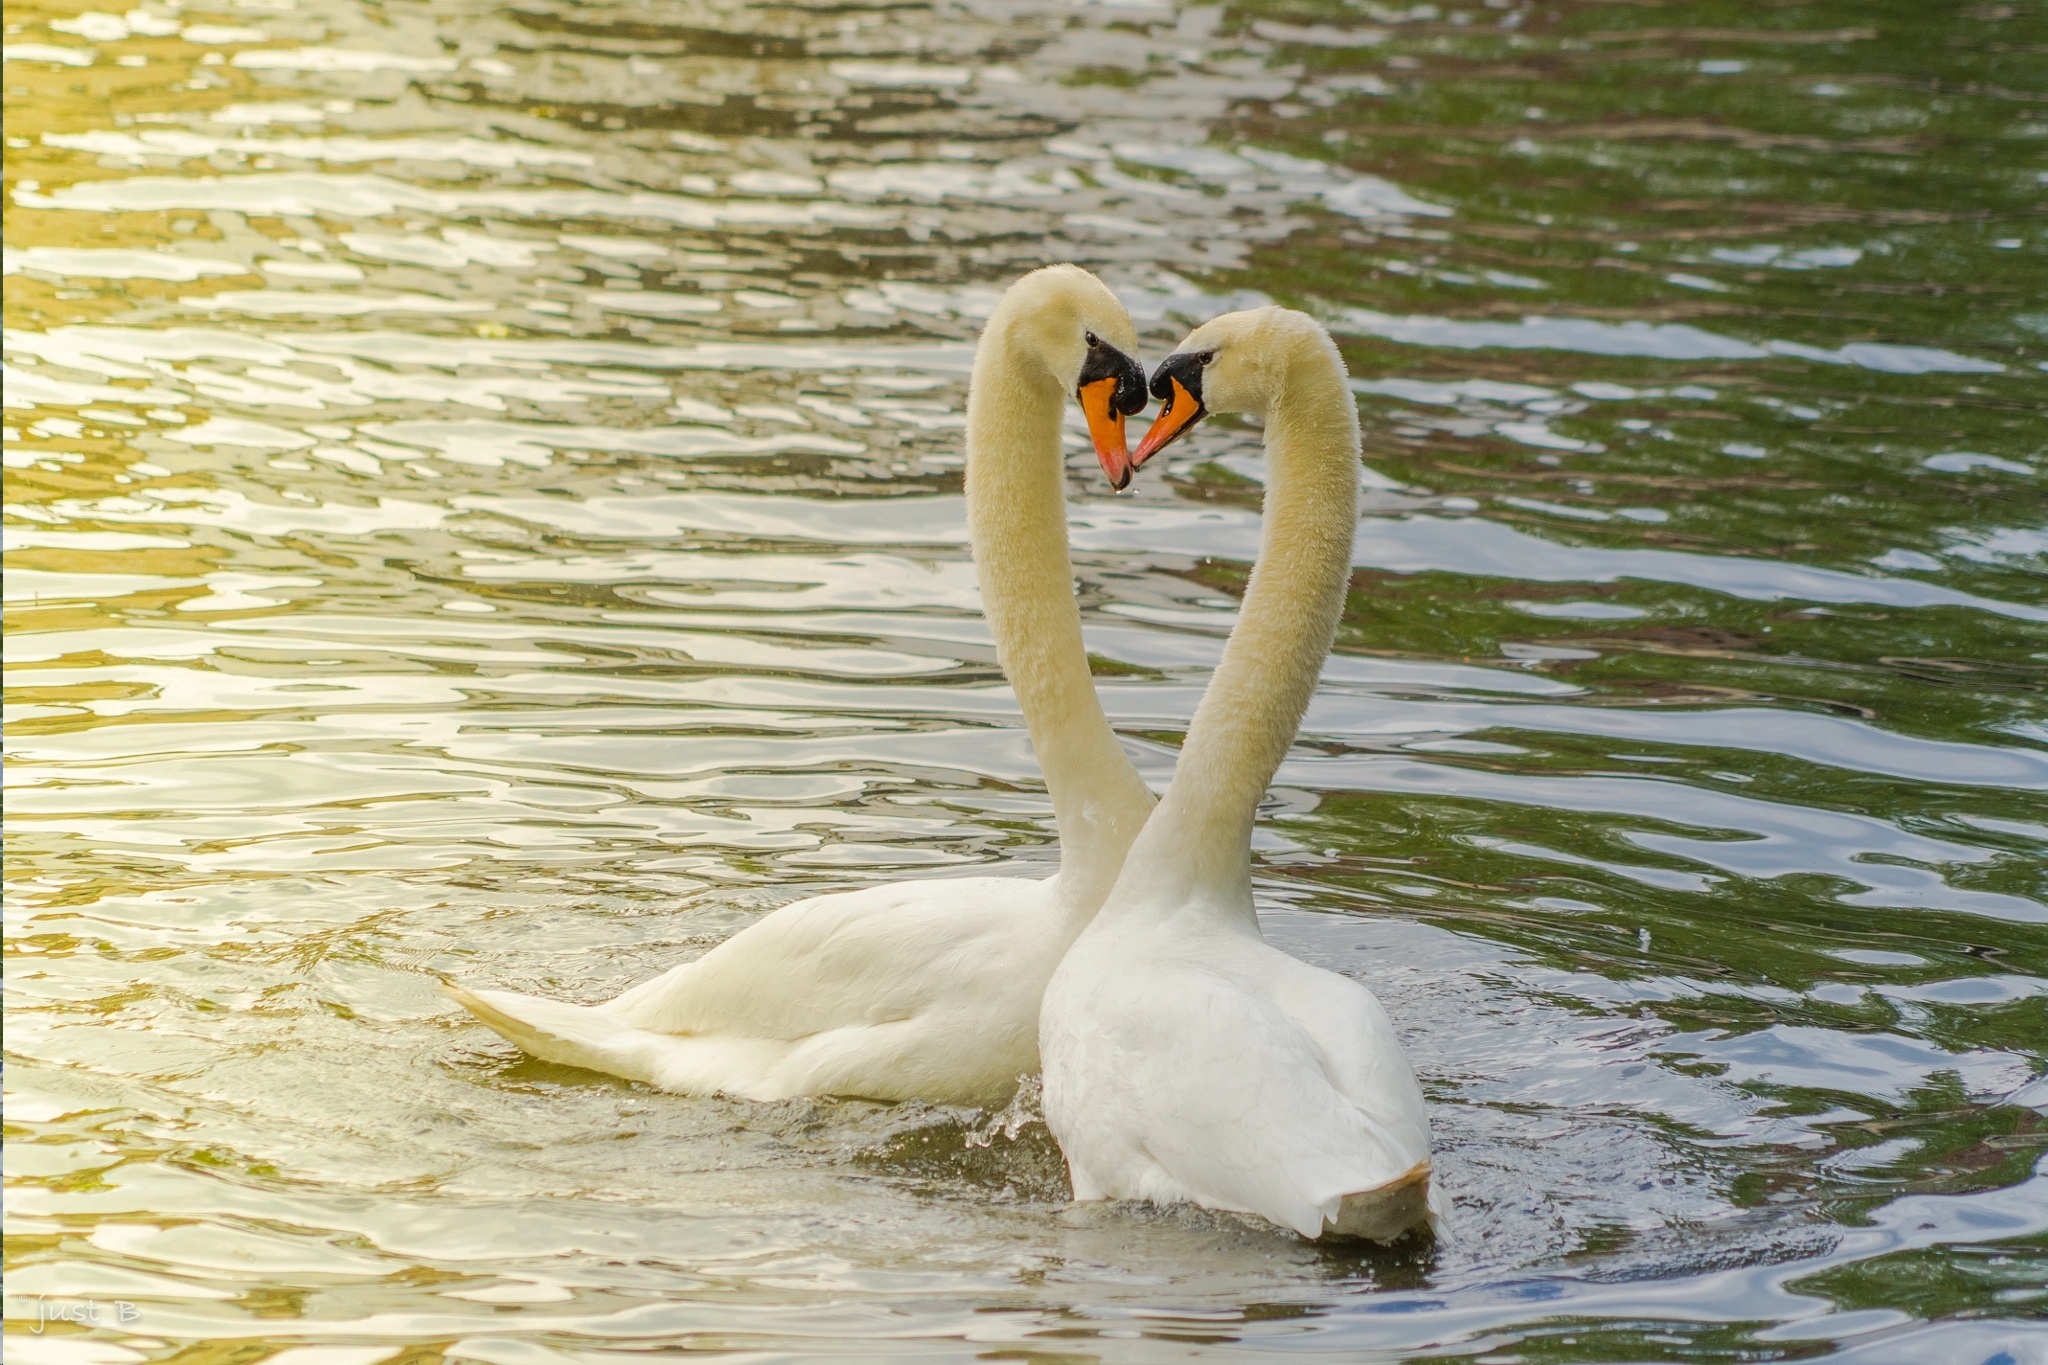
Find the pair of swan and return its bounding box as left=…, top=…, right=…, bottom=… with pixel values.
left=445, top=265, right=1436, bottom=1242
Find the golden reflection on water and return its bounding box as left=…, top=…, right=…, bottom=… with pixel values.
left=5, top=0, right=2046, bottom=1359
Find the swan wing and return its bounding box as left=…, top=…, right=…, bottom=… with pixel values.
left=605, top=875, right=1052, bottom=1039
left=1267, top=954, right=1434, bottom=1169
left=448, top=876, right=1059, bottom=1103
left=1054, top=950, right=1427, bottom=1238
left=1268, top=955, right=1440, bottom=1236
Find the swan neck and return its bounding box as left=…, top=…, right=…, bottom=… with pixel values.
left=966, top=318, right=1152, bottom=915
left=1110, top=344, right=1360, bottom=921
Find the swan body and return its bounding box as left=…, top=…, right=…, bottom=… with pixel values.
left=1039, top=307, right=1438, bottom=1241
left=447, top=265, right=1154, bottom=1107
left=449, top=875, right=1059, bottom=1105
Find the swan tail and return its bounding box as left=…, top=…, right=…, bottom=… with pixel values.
left=1324, top=1159, right=1435, bottom=1244
left=443, top=983, right=657, bottom=1085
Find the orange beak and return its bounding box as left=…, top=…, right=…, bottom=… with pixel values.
left=1132, top=376, right=1206, bottom=467
left=1079, top=375, right=1134, bottom=491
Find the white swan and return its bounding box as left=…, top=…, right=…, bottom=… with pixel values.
left=1039, top=306, right=1439, bottom=1242
left=446, top=265, right=1156, bottom=1107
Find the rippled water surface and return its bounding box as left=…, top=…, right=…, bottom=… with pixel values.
left=5, top=0, right=2047, bottom=1358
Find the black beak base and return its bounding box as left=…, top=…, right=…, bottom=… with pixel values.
left=1079, top=341, right=1150, bottom=417
left=1148, top=351, right=1206, bottom=409
left=1128, top=349, right=1209, bottom=467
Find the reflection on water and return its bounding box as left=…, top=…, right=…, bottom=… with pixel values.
left=4, top=0, right=2044, bottom=1358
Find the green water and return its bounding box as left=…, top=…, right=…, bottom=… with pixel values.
left=4, top=0, right=2044, bottom=1359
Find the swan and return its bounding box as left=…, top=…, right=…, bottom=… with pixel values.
left=445, top=264, right=1156, bottom=1107
left=1038, top=306, right=1439, bottom=1242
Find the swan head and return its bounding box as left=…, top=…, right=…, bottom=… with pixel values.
left=1131, top=306, right=1332, bottom=467
left=985, top=265, right=1150, bottom=490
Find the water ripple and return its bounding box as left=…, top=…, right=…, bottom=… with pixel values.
left=6, top=0, right=2043, bottom=1359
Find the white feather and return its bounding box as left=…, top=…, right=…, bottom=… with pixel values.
left=450, top=874, right=1060, bottom=1104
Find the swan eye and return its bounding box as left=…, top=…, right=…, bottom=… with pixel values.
left=1085, top=331, right=1101, bottom=348
left=1196, top=350, right=1216, bottom=365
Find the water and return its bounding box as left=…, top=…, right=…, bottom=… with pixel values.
left=4, top=0, right=2045, bottom=1358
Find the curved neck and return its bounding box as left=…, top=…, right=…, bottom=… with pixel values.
left=965, top=318, right=1153, bottom=914
left=1108, top=346, right=1360, bottom=924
